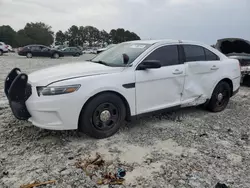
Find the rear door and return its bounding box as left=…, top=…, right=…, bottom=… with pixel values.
left=181, top=44, right=222, bottom=105
left=40, top=46, right=51, bottom=57
left=31, top=46, right=42, bottom=56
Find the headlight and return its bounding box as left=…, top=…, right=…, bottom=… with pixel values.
left=37, top=85, right=81, bottom=96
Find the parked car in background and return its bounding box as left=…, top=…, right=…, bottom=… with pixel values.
left=60, top=47, right=83, bottom=57
left=82, top=48, right=96, bottom=54
left=54, top=45, right=67, bottom=51
left=96, top=44, right=116, bottom=54
left=6, top=45, right=14, bottom=52
left=18, top=45, right=64, bottom=58
left=215, top=38, right=250, bottom=85
left=0, top=42, right=9, bottom=56
left=4, top=39, right=240, bottom=139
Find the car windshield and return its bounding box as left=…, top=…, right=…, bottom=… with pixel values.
left=91, top=42, right=151, bottom=67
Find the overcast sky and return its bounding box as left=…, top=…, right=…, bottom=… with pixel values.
left=0, top=0, right=249, bottom=44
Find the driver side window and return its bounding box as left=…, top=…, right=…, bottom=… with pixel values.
left=144, top=45, right=179, bottom=67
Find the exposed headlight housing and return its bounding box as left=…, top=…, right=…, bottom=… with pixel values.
left=37, top=85, right=81, bottom=96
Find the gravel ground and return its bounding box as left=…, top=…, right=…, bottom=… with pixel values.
left=0, top=53, right=250, bottom=188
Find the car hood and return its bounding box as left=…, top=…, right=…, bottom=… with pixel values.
left=28, top=61, right=124, bottom=86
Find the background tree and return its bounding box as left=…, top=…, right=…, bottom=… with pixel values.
left=99, top=30, right=109, bottom=46
left=0, top=25, right=17, bottom=47
left=55, top=30, right=66, bottom=45
left=0, top=23, right=141, bottom=48
left=21, top=22, right=54, bottom=46
left=109, top=28, right=140, bottom=44
left=66, top=25, right=80, bottom=46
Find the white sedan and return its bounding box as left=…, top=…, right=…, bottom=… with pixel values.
left=5, top=39, right=241, bottom=139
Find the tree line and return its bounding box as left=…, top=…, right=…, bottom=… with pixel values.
left=0, top=22, right=140, bottom=48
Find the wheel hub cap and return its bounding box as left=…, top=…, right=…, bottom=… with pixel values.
left=100, top=110, right=111, bottom=122
left=217, top=93, right=223, bottom=101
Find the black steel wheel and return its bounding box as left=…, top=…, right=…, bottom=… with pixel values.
left=207, top=81, right=231, bottom=112
left=79, top=93, right=126, bottom=139
left=92, top=102, right=119, bottom=131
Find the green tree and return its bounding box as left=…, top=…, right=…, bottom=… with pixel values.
left=0, top=25, right=17, bottom=47
left=81, top=26, right=100, bottom=47
left=109, top=28, right=140, bottom=44
left=99, top=30, right=109, bottom=46
left=55, top=30, right=66, bottom=45
left=18, top=22, right=54, bottom=46
left=16, top=29, right=34, bottom=47
left=67, top=25, right=80, bottom=46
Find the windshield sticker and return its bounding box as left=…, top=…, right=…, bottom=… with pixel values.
left=130, top=45, right=146, bottom=49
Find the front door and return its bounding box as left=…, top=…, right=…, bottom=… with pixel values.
left=135, top=45, right=185, bottom=115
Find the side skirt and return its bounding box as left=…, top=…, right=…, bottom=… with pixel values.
left=130, top=105, right=181, bottom=121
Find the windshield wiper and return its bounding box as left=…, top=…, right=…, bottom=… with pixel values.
left=91, top=60, right=109, bottom=66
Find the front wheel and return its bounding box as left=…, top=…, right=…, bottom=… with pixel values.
left=26, top=53, right=32, bottom=58
left=53, top=53, right=59, bottom=59
left=0, top=50, right=3, bottom=56
left=79, top=93, right=126, bottom=139
left=207, top=81, right=231, bottom=112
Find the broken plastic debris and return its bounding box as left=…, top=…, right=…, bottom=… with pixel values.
left=75, top=153, right=126, bottom=185
left=20, top=180, right=56, bottom=188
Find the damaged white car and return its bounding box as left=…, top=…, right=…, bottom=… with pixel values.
left=4, top=40, right=241, bottom=138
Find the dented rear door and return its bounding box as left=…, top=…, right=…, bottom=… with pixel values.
left=180, top=44, right=222, bottom=106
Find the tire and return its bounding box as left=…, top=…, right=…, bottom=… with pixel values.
left=243, top=75, right=250, bottom=87
left=207, top=81, right=231, bottom=112
left=0, top=50, right=3, bottom=56
left=75, top=53, right=80, bottom=57
left=26, top=53, right=32, bottom=58
left=79, top=93, right=126, bottom=139
left=53, top=53, right=59, bottom=59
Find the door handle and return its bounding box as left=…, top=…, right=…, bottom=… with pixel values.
left=172, top=69, right=183, bottom=75
left=211, top=65, right=219, bottom=70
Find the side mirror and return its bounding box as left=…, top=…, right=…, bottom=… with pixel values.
left=137, top=60, right=161, bottom=70
left=122, top=53, right=129, bottom=64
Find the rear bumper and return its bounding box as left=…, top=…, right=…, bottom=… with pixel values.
left=4, top=68, right=32, bottom=120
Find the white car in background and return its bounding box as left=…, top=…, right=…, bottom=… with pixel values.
left=0, top=42, right=9, bottom=55
left=82, top=48, right=96, bottom=54
left=4, top=39, right=240, bottom=139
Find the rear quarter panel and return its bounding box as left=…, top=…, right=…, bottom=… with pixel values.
left=209, top=58, right=241, bottom=97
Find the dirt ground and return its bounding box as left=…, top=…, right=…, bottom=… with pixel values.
left=0, top=53, right=250, bottom=188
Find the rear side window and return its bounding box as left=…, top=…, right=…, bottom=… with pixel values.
left=204, top=48, right=219, bottom=60
left=183, top=45, right=206, bottom=62
left=31, top=46, right=41, bottom=51
left=144, top=45, right=179, bottom=66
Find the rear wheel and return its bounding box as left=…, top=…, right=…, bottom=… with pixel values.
left=79, top=93, right=126, bottom=139
left=207, top=81, right=231, bottom=112
left=75, top=53, right=80, bottom=57
left=53, top=53, right=59, bottom=59
left=26, top=53, right=32, bottom=58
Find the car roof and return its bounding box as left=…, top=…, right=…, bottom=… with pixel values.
left=125, top=39, right=207, bottom=46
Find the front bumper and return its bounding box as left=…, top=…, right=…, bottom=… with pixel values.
left=4, top=68, right=32, bottom=120
left=4, top=68, right=81, bottom=130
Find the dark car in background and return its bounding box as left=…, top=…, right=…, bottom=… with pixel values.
left=60, top=47, right=83, bottom=57
left=215, top=38, right=250, bottom=85
left=18, top=45, right=64, bottom=58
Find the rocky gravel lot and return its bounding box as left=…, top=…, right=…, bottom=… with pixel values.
left=1, top=53, right=250, bottom=188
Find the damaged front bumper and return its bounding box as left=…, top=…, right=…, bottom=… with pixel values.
left=4, top=68, right=32, bottom=120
